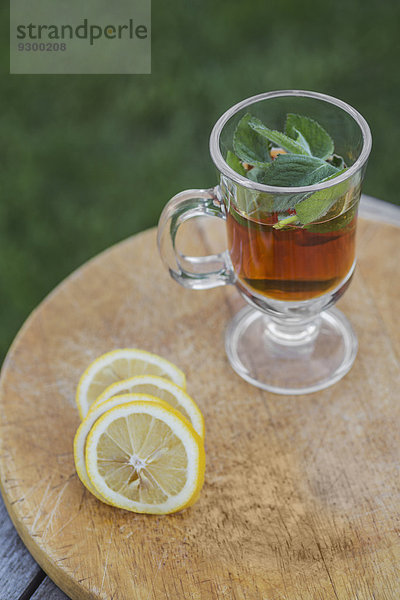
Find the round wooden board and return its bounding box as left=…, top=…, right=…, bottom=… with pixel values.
left=1, top=219, right=400, bottom=600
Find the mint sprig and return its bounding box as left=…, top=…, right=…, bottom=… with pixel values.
left=233, top=114, right=272, bottom=167
left=285, top=113, right=334, bottom=160
left=226, top=109, right=348, bottom=228
left=291, top=128, right=312, bottom=155
left=248, top=119, right=311, bottom=156
left=226, top=150, right=247, bottom=176
left=295, top=170, right=348, bottom=224
left=254, top=154, right=340, bottom=187
left=273, top=169, right=349, bottom=229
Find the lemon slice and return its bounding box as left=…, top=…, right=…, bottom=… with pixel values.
left=89, top=375, right=205, bottom=439
left=76, top=349, right=186, bottom=419
left=74, top=394, right=172, bottom=503
left=85, top=400, right=205, bottom=514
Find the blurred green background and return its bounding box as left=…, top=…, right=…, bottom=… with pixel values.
left=1, top=0, right=399, bottom=360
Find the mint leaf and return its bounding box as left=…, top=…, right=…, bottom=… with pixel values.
left=293, top=169, right=350, bottom=225
left=292, top=128, right=311, bottom=155
left=305, top=199, right=358, bottom=233
left=256, top=154, right=340, bottom=187
left=249, top=119, right=311, bottom=156
left=244, top=166, right=309, bottom=212
left=272, top=193, right=309, bottom=212
left=235, top=187, right=274, bottom=216
left=233, top=114, right=272, bottom=167
left=244, top=163, right=311, bottom=211
left=273, top=169, right=352, bottom=229
left=226, top=150, right=247, bottom=176
left=285, top=113, right=334, bottom=160
left=245, top=167, right=263, bottom=182
left=295, top=195, right=338, bottom=225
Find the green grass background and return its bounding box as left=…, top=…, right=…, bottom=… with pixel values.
left=1, top=0, right=399, bottom=359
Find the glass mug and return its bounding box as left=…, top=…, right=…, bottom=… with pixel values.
left=157, top=91, right=372, bottom=394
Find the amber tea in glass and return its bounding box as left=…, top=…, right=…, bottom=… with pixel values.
left=226, top=199, right=358, bottom=302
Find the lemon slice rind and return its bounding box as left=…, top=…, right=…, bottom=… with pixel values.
left=89, top=375, right=205, bottom=439
left=85, top=400, right=205, bottom=514
left=76, top=349, right=186, bottom=419
left=74, top=394, right=172, bottom=503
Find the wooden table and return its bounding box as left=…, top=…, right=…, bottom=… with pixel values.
left=0, top=195, right=399, bottom=600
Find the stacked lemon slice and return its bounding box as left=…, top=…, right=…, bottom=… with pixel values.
left=74, top=349, right=205, bottom=514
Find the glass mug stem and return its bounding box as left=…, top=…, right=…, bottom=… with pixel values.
left=266, top=315, right=321, bottom=346
left=157, top=187, right=235, bottom=290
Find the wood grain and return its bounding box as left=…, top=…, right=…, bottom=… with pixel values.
left=0, top=218, right=399, bottom=600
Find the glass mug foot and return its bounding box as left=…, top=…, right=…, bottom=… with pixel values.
left=157, top=91, right=371, bottom=395
left=225, top=305, right=358, bottom=395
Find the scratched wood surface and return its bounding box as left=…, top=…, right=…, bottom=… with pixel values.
left=0, top=218, right=399, bottom=600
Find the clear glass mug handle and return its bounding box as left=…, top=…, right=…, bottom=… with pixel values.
left=157, top=187, right=235, bottom=290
